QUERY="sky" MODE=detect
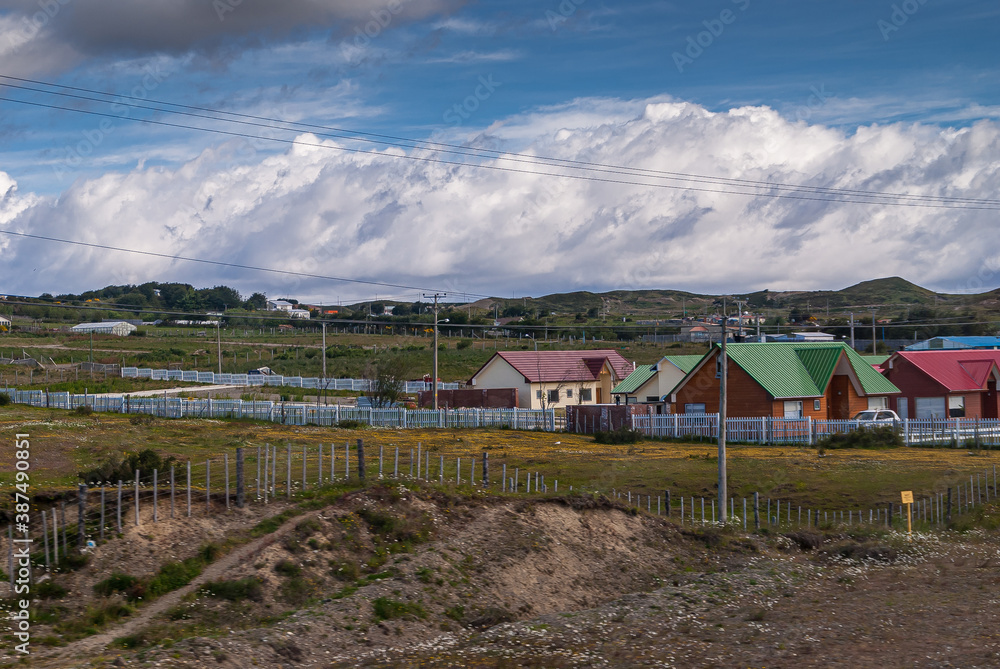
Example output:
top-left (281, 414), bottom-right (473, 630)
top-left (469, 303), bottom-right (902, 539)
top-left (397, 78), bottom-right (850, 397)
top-left (1, 0), bottom-right (999, 305)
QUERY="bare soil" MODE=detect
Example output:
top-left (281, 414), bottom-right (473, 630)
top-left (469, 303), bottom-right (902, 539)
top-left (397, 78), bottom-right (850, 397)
top-left (7, 487), bottom-right (1000, 669)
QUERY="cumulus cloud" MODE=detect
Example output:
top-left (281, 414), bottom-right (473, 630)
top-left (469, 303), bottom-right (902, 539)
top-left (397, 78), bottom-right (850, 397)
top-left (3, 97), bottom-right (1000, 301)
top-left (0, 0), bottom-right (465, 74)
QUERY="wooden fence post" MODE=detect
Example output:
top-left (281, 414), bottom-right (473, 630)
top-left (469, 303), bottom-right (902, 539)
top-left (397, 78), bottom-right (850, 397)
top-left (357, 439), bottom-right (366, 482)
top-left (301, 447), bottom-right (306, 492)
top-left (946, 487), bottom-right (952, 523)
top-left (753, 492), bottom-right (760, 530)
top-left (482, 452), bottom-right (489, 487)
top-left (236, 447), bottom-right (245, 509)
top-left (61, 500), bottom-right (68, 555)
top-left (379, 444), bottom-right (384, 478)
top-left (225, 454), bottom-right (231, 510)
top-left (77, 483), bottom-right (87, 552)
top-left (257, 445), bottom-right (261, 500)
top-left (394, 446), bottom-right (399, 479)
top-left (134, 470), bottom-right (140, 526)
top-left (100, 485), bottom-right (105, 543)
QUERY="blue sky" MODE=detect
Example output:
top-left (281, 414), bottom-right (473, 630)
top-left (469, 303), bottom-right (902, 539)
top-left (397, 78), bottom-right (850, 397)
top-left (1, 0), bottom-right (999, 302)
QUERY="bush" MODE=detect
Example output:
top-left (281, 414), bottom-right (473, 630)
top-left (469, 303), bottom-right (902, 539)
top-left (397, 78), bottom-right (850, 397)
top-left (94, 573), bottom-right (141, 599)
top-left (336, 420), bottom-right (366, 429)
top-left (78, 448), bottom-right (177, 486)
top-left (274, 559), bottom-right (301, 577)
top-left (0, 392), bottom-right (11, 406)
top-left (36, 580), bottom-right (68, 599)
top-left (817, 425), bottom-right (903, 450)
top-left (593, 427), bottom-right (644, 445)
top-left (201, 577), bottom-right (263, 602)
top-left (456, 339), bottom-right (472, 350)
top-left (73, 405), bottom-right (94, 416)
top-left (372, 597), bottom-right (427, 621)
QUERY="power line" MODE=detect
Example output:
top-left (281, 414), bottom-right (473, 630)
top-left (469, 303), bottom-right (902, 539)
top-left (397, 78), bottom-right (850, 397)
top-left (7, 73), bottom-right (1000, 207)
top-left (2, 77), bottom-right (999, 209)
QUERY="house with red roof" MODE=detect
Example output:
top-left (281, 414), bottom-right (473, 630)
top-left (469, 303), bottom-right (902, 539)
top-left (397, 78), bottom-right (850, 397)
top-left (469, 350), bottom-right (635, 409)
top-left (881, 350), bottom-right (1000, 419)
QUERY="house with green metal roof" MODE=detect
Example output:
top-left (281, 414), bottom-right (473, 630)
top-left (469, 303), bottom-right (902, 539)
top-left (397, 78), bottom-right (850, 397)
top-left (668, 343), bottom-right (900, 419)
top-left (611, 355), bottom-right (704, 411)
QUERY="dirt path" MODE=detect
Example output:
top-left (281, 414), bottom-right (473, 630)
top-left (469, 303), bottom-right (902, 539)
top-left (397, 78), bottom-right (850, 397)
top-left (39, 509), bottom-right (318, 666)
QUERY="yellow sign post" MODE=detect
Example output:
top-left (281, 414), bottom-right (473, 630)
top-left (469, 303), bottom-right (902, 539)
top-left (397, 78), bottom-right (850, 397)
top-left (901, 490), bottom-right (913, 539)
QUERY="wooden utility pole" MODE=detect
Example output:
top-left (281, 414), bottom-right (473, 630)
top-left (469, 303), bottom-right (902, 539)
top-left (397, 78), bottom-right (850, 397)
top-left (718, 320), bottom-right (728, 523)
top-left (871, 308), bottom-right (878, 354)
top-left (850, 312), bottom-right (855, 349)
top-left (423, 293), bottom-right (446, 410)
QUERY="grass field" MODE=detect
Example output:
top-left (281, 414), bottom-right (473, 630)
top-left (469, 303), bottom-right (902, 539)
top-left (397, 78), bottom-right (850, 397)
top-left (0, 328), bottom-right (710, 385)
top-left (1, 405), bottom-right (996, 515)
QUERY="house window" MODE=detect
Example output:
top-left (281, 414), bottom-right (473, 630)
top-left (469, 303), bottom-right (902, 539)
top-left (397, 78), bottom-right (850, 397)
top-left (868, 397), bottom-right (888, 410)
top-left (535, 390), bottom-right (542, 400)
top-left (646, 396), bottom-right (660, 403)
top-left (579, 389), bottom-right (592, 402)
top-left (685, 403), bottom-right (706, 414)
top-left (783, 401), bottom-right (803, 419)
top-left (915, 397), bottom-right (946, 419)
top-left (548, 389), bottom-right (560, 403)
top-left (566, 389), bottom-right (573, 398)
top-left (948, 395), bottom-right (966, 418)
top-left (626, 396), bottom-right (637, 404)
top-left (813, 399), bottom-right (821, 411)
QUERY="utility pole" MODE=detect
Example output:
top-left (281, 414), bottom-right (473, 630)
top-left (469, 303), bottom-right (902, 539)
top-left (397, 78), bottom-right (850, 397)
top-left (320, 322), bottom-right (327, 407)
top-left (423, 293), bottom-right (446, 410)
top-left (850, 312), bottom-right (855, 350)
top-left (718, 320), bottom-right (728, 523)
top-left (734, 299), bottom-right (747, 342)
top-left (216, 319), bottom-right (222, 375)
top-left (871, 308), bottom-right (878, 354)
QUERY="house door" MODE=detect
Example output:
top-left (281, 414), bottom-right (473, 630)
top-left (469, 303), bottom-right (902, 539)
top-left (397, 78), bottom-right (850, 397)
top-left (597, 388), bottom-right (603, 404)
top-left (986, 381), bottom-right (999, 420)
top-left (829, 376), bottom-right (851, 420)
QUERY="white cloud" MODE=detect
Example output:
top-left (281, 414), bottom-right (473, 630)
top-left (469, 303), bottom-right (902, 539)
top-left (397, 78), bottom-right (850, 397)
top-left (3, 97), bottom-right (1000, 301)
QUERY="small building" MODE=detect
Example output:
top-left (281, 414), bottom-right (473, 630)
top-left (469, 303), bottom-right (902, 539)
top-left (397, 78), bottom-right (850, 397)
top-left (766, 332), bottom-right (837, 342)
top-left (0, 315), bottom-right (10, 330)
top-left (880, 350), bottom-right (1000, 419)
top-left (905, 336), bottom-right (1000, 351)
top-left (469, 350), bottom-right (635, 409)
top-left (267, 300), bottom-right (294, 312)
top-left (71, 321), bottom-right (137, 336)
top-left (612, 355), bottom-right (703, 411)
top-left (670, 342), bottom-right (899, 419)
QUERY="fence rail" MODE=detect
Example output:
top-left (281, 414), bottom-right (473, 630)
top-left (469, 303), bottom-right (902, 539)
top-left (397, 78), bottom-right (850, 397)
top-left (630, 414), bottom-right (1000, 448)
top-left (5, 388), bottom-right (558, 430)
top-left (121, 367), bottom-right (461, 393)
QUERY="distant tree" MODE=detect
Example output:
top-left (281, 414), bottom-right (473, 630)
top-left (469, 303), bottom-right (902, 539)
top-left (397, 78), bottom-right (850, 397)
top-left (244, 292), bottom-right (267, 310)
top-left (362, 354), bottom-right (414, 408)
top-left (370, 302), bottom-right (385, 315)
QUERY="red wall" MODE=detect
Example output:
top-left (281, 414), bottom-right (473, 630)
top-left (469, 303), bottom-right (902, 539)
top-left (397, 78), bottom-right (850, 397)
top-left (883, 356), bottom-right (989, 418)
top-left (674, 351), bottom-right (774, 417)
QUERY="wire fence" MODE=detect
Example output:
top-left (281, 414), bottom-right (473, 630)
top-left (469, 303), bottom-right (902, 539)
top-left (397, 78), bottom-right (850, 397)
top-left (631, 414), bottom-right (1000, 448)
top-left (4, 388), bottom-right (559, 430)
top-left (4, 442), bottom-right (997, 594)
top-left (121, 367), bottom-right (461, 392)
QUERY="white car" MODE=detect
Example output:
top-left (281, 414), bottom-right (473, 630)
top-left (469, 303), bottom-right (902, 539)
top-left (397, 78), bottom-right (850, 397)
top-left (852, 409), bottom-right (901, 423)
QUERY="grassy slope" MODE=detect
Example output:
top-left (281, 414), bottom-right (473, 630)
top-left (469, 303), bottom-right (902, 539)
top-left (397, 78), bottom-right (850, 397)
top-left (1, 405), bottom-right (996, 512)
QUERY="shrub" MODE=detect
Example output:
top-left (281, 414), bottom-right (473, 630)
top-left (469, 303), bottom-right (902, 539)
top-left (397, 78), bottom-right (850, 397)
top-left (372, 597), bottom-right (427, 621)
top-left (0, 392), bottom-right (11, 406)
top-left (73, 405), bottom-right (94, 416)
top-left (201, 577), bottom-right (263, 602)
top-left (36, 580), bottom-right (68, 599)
top-left (146, 557), bottom-right (203, 597)
top-left (336, 420), bottom-right (366, 429)
top-left (78, 448), bottom-right (178, 486)
top-left (593, 427), bottom-right (644, 445)
top-left (456, 339), bottom-right (472, 350)
top-left (94, 573), bottom-right (143, 600)
top-left (817, 425), bottom-right (903, 450)
top-left (274, 559), bottom-right (301, 577)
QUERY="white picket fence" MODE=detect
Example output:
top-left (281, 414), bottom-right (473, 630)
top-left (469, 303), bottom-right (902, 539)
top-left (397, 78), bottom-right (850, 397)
top-left (6, 389), bottom-right (557, 430)
top-left (630, 414), bottom-right (1000, 447)
top-left (121, 367), bottom-right (461, 393)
